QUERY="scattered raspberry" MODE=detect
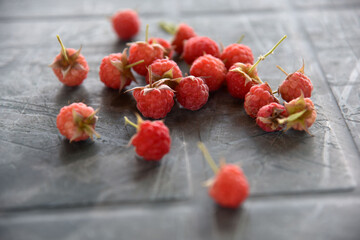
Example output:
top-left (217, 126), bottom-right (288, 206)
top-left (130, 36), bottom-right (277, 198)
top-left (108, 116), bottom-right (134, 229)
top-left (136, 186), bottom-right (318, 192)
top-left (145, 59), bottom-right (182, 84)
top-left (226, 63), bottom-right (261, 99)
top-left (278, 94), bottom-right (317, 133)
top-left (128, 25), bottom-right (165, 76)
top-left (125, 114), bottom-right (171, 161)
top-left (190, 54), bottom-right (227, 92)
top-left (56, 103), bottom-right (100, 142)
top-left (148, 37), bottom-right (174, 59)
top-left (220, 43), bottom-right (254, 69)
top-left (182, 36), bottom-right (220, 65)
top-left (50, 35), bottom-right (89, 86)
top-left (99, 48), bottom-right (142, 90)
top-left (111, 9), bottom-right (140, 40)
top-left (159, 22), bottom-right (197, 54)
top-left (175, 76), bottom-right (209, 111)
top-left (278, 62), bottom-right (313, 102)
top-left (256, 102), bottom-right (288, 132)
top-left (244, 82), bottom-right (279, 118)
top-left (198, 142), bottom-right (249, 209)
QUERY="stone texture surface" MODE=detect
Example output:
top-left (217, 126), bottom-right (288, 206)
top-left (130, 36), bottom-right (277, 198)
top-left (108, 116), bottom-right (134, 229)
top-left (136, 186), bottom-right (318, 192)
top-left (0, 0), bottom-right (360, 239)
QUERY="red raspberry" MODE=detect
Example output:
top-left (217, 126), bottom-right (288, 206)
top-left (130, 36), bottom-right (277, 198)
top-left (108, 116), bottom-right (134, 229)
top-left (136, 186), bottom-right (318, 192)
top-left (160, 22), bottom-right (197, 54)
top-left (244, 82), bottom-right (278, 118)
top-left (256, 103), bottom-right (288, 132)
top-left (125, 115), bottom-right (171, 161)
top-left (99, 48), bottom-right (141, 90)
top-left (145, 59), bottom-right (182, 84)
top-left (111, 9), bottom-right (140, 40)
top-left (175, 76), bottom-right (209, 111)
top-left (56, 103), bottom-right (99, 142)
top-left (190, 54), bottom-right (227, 92)
top-left (50, 35), bottom-right (89, 86)
top-left (278, 63), bottom-right (313, 102)
top-left (220, 43), bottom-right (254, 70)
top-left (198, 142), bottom-right (249, 208)
top-left (226, 63), bottom-right (261, 99)
top-left (128, 25), bottom-right (165, 76)
top-left (209, 164), bottom-right (249, 208)
top-left (148, 37), bottom-right (174, 59)
top-left (279, 94), bottom-right (317, 133)
top-left (182, 36), bottom-right (220, 65)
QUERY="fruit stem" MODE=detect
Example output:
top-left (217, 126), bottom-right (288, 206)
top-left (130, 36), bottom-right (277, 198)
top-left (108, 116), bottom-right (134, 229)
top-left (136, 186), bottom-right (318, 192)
top-left (197, 142), bottom-right (219, 174)
top-left (237, 34), bottom-right (245, 44)
top-left (148, 65), bottom-right (153, 88)
top-left (276, 65), bottom-right (288, 75)
top-left (126, 59), bottom-right (144, 69)
top-left (57, 35), bottom-right (69, 62)
top-left (159, 21), bottom-right (177, 35)
top-left (249, 35), bottom-right (287, 73)
top-left (145, 24), bottom-right (149, 42)
top-left (124, 116), bottom-right (139, 130)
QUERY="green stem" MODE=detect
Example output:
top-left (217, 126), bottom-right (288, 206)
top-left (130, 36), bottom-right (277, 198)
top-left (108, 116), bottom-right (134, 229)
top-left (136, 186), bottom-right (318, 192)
top-left (57, 35), bottom-right (69, 62)
top-left (126, 59), bottom-right (144, 69)
top-left (249, 35), bottom-right (287, 73)
top-left (159, 21), bottom-right (177, 35)
top-left (276, 65), bottom-right (288, 75)
top-left (124, 116), bottom-right (139, 130)
top-left (197, 142), bottom-right (219, 174)
top-left (237, 34), bottom-right (245, 44)
top-left (145, 24), bottom-right (149, 42)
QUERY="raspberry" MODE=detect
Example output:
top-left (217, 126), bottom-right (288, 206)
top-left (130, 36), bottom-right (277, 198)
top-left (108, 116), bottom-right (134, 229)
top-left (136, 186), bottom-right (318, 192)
top-left (220, 43), bottom-right (254, 69)
top-left (125, 115), bottom-right (171, 161)
top-left (182, 36), bottom-right (220, 65)
top-left (159, 22), bottom-right (197, 54)
top-left (56, 103), bottom-right (100, 142)
top-left (277, 62), bottom-right (313, 102)
top-left (244, 82), bottom-right (279, 118)
top-left (198, 142), bottom-right (249, 208)
top-left (99, 48), bottom-right (143, 90)
top-left (278, 94), bottom-right (317, 133)
top-left (190, 54), bottom-right (227, 92)
top-left (226, 63), bottom-right (261, 99)
top-left (50, 35), bottom-right (89, 86)
top-left (148, 37), bottom-right (174, 59)
top-left (128, 25), bottom-right (165, 76)
top-left (111, 9), bottom-right (140, 40)
top-left (256, 102), bottom-right (288, 132)
top-left (226, 35), bottom-right (287, 99)
top-left (145, 59), bottom-right (182, 84)
top-left (175, 76), bottom-right (209, 111)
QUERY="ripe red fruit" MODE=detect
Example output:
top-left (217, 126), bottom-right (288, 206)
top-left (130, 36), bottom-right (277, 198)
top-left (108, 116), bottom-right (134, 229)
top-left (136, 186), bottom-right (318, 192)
top-left (198, 142), bottom-right (249, 209)
top-left (277, 62), bottom-right (313, 102)
top-left (175, 76), bottom-right (209, 111)
top-left (111, 9), bottom-right (140, 40)
top-left (125, 114), bottom-right (171, 161)
top-left (128, 25), bottom-right (165, 76)
top-left (50, 35), bottom-right (89, 86)
top-left (226, 35), bottom-right (287, 99)
top-left (190, 54), bottom-right (227, 92)
top-left (99, 48), bottom-right (143, 90)
top-left (148, 37), bottom-right (174, 59)
top-left (220, 43), bottom-right (254, 70)
top-left (56, 103), bottom-right (100, 142)
top-left (159, 22), bottom-right (197, 54)
top-left (226, 63), bottom-right (261, 99)
top-left (145, 59), bottom-right (182, 84)
top-left (244, 82), bottom-right (279, 118)
top-left (256, 102), bottom-right (288, 132)
top-left (278, 93), bottom-right (317, 133)
top-left (182, 36), bottom-right (220, 65)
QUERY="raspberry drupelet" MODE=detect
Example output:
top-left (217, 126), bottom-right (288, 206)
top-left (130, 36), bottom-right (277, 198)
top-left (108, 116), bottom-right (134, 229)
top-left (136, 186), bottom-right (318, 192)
top-left (124, 114), bottom-right (171, 161)
top-left (56, 103), bottom-right (100, 142)
top-left (50, 35), bottom-right (89, 86)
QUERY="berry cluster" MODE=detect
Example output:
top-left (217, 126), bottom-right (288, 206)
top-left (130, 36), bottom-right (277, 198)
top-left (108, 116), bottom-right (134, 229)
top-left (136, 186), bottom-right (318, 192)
top-left (52, 9), bottom-right (318, 209)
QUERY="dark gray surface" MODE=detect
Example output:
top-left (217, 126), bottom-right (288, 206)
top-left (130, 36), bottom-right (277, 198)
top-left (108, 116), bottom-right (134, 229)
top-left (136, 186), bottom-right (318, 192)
top-left (0, 0), bottom-right (360, 239)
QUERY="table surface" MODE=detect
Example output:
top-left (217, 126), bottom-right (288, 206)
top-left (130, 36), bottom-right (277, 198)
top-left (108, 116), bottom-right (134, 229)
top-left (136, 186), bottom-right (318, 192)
top-left (1, 0), bottom-right (360, 239)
